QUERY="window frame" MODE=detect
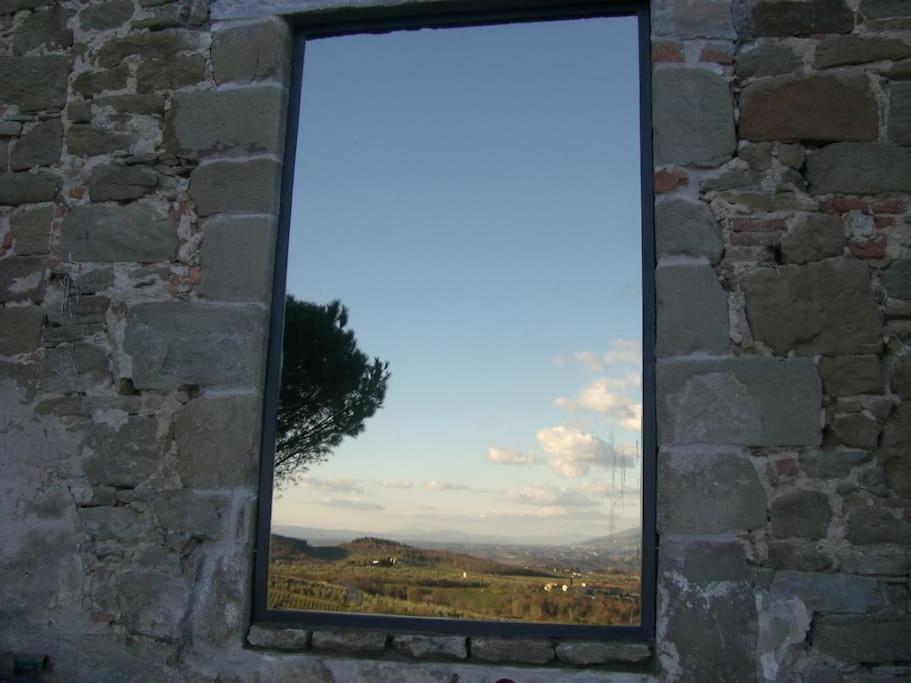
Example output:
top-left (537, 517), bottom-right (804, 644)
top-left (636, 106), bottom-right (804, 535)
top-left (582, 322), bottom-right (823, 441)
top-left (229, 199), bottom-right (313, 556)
top-left (251, 0), bottom-right (657, 643)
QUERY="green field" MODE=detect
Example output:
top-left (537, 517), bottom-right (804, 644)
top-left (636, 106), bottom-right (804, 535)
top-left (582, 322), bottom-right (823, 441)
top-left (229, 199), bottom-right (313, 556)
top-left (268, 535), bottom-right (639, 625)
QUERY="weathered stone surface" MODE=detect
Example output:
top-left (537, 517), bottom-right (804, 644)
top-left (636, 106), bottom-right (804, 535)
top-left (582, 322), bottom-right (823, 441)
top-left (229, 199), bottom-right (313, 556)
top-left (67, 100), bottom-right (92, 124)
top-left (0, 173), bottom-right (59, 205)
top-left (882, 260), bottom-right (911, 299)
top-left (59, 202), bottom-right (176, 263)
top-left (809, 143), bottom-right (911, 194)
top-left (471, 638), bottom-right (554, 664)
top-left (137, 56), bottom-right (205, 93)
top-left (211, 17), bottom-right (291, 84)
top-left (658, 357), bottom-right (821, 446)
top-left (847, 505), bottom-right (911, 545)
top-left (659, 450), bottom-right (767, 533)
top-left (555, 641), bottom-right (651, 665)
top-left (167, 86), bottom-right (286, 158)
top-left (771, 489), bottom-right (831, 539)
top-left (265, 659), bottom-right (332, 682)
top-left (831, 411), bottom-right (880, 448)
top-left (657, 262), bottom-right (728, 356)
top-left (10, 206), bottom-right (51, 255)
top-left (38, 342), bottom-right (108, 392)
top-left (750, 0), bottom-right (854, 36)
top-left (247, 625), bottom-right (310, 650)
top-left (197, 216), bottom-right (274, 301)
top-left (97, 30), bottom-right (200, 68)
top-left (0, 306), bottom-right (43, 355)
top-left (743, 258), bottom-right (882, 356)
top-left (892, 353), bottom-right (911, 399)
top-left (740, 74), bottom-right (878, 143)
top-left (813, 616), bottom-right (911, 663)
top-left (392, 635), bottom-right (467, 660)
top-left (79, 0), bottom-right (134, 31)
top-left (837, 545), bottom-right (911, 575)
top-left (124, 302), bottom-right (266, 390)
top-left (310, 631), bottom-right (387, 654)
top-left (73, 65), bottom-right (128, 98)
top-left (0, 256), bottom-right (46, 303)
top-left (860, 0), bottom-right (911, 18)
top-left (115, 568), bottom-right (192, 640)
top-left (799, 450), bottom-right (870, 479)
top-left (736, 41), bottom-right (802, 80)
top-left (653, 68), bottom-right (736, 167)
top-left (94, 95), bottom-right (165, 116)
top-left (767, 540), bottom-right (833, 572)
top-left (655, 199), bottom-right (723, 263)
top-left (132, 4), bottom-right (183, 30)
top-left (82, 417), bottom-right (162, 487)
top-left (0, 56), bottom-right (70, 111)
top-left (0, 0), bottom-right (52, 11)
top-left (815, 35), bottom-right (911, 69)
top-left (175, 394), bottom-right (259, 488)
top-left (662, 535), bottom-right (752, 582)
top-left (756, 591), bottom-right (811, 683)
top-left (702, 166), bottom-right (805, 193)
top-left (153, 490), bottom-right (229, 540)
top-left (780, 214), bottom-right (845, 264)
top-left (335, 662), bottom-right (452, 683)
top-left (189, 159), bottom-right (281, 216)
top-left (191, 556), bottom-right (246, 647)
top-left (13, 6), bottom-right (72, 55)
top-left (79, 505), bottom-right (143, 543)
top-left (11, 119), bottom-right (62, 171)
top-left (66, 125), bottom-right (135, 156)
top-left (770, 571), bottom-right (880, 614)
top-left (818, 355), bottom-right (882, 396)
top-left (890, 82), bottom-right (911, 146)
top-left (880, 406), bottom-right (911, 497)
top-left (88, 164), bottom-right (158, 202)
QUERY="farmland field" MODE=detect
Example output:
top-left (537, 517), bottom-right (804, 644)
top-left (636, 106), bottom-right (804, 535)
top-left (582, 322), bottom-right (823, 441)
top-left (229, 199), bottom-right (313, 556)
top-left (268, 534), bottom-right (640, 625)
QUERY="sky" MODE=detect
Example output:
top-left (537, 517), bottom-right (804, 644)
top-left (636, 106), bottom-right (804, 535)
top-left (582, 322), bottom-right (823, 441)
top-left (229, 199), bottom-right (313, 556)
top-left (272, 15), bottom-right (643, 543)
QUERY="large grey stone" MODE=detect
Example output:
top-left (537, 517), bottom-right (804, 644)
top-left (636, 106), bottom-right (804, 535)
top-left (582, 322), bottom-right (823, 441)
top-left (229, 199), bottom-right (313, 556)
top-left (197, 215), bottom-right (274, 301)
top-left (79, 0), bottom-right (134, 31)
top-left (818, 355), bottom-right (883, 396)
top-left (658, 357), bottom-right (822, 446)
top-left (659, 450), bottom-right (767, 533)
top-left (392, 635), bottom-right (467, 660)
top-left (890, 82), bottom-right (911, 146)
top-left (0, 173), bottom-right (59, 205)
top-left (13, 6), bottom-right (72, 55)
top-left (58, 202), bottom-right (177, 263)
top-left (247, 625), bottom-right (310, 650)
top-left (814, 35), bottom-right (911, 69)
top-left (167, 86), bottom-right (286, 159)
top-left (742, 258), bottom-right (882, 356)
top-left (740, 74), bottom-right (878, 143)
top-left (189, 158), bottom-right (281, 216)
top-left (836, 544), bottom-right (911, 576)
top-left (9, 206), bottom-right (51, 255)
top-left (175, 394), bottom-right (260, 488)
top-left (813, 616), bottom-right (911, 664)
top-left (655, 199), bottom-right (723, 263)
top-left (892, 353), bottom-right (911, 399)
top-left (656, 262), bottom-right (728, 357)
top-left (0, 56), bottom-right (70, 111)
top-left (770, 571), bottom-right (880, 614)
top-left (882, 259), bottom-right (911, 299)
top-left (79, 505), bottom-right (144, 544)
top-left (73, 65), bottom-right (128, 98)
top-left (38, 342), bottom-right (108, 392)
top-left (799, 449), bottom-right (869, 479)
top-left (211, 17), bottom-right (291, 85)
top-left (736, 41), bottom-right (802, 80)
top-left (191, 556), bottom-right (247, 647)
top-left (831, 411), bottom-right (880, 449)
top-left (153, 490), bottom-right (229, 540)
top-left (780, 214), bottom-right (845, 264)
top-left (661, 534), bottom-right (752, 582)
top-left (88, 164), bottom-right (158, 202)
top-left (0, 306), bottom-right (43, 355)
top-left (470, 638), bottom-right (555, 664)
top-left (766, 540), bottom-right (833, 572)
top-left (96, 29), bottom-right (200, 68)
top-left (137, 56), bottom-right (205, 93)
top-left (114, 568), bottom-right (193, 640)
top-left (124, 302), bottom-right (266, 390)
top-left (310, 631), bottom-right (387, 654)
top-left (749, 0), bottom-right (854, 36)
top-left (81, 417), bottom-right (162, 487)
top-left (11, 119), bottom-right (62, 170)
top-left (94, 94), bottom-right (165, 116)
top-left (771, 489), bottom-right (831, 539)
top-left (555, 641), bottom-right (651, 665)
top-left (0, 256), bottom-right (46, 303)
top-left (66, 125), bottom-right (135, 157)
top-left (807, 143), bottom-right (911, 194)
top-left (846, 504), bottom-right (911, 545)
top-left (653, 68), bottom-right (736, 167)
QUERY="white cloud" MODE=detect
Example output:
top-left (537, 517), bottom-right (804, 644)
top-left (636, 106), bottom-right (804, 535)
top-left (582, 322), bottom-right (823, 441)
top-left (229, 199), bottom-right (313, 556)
top-left (319, 497), bottom-right (383, 511)
top-left (571, 340), bottom-right (641, 373)
top-left (382, 479), bottom-right (413, 489)
top-left (486, 447), bottom-right (537, 465)
top-left (302, 478), bottom-right (364, 494)
top-left (424, 480), bottom-right (470, 491)
top-left (555, 376), bottom-right (642, 432)
top-left (503, 485), bottom-right (596, 507)
top-left (536, 425), bottom-right (634, 478)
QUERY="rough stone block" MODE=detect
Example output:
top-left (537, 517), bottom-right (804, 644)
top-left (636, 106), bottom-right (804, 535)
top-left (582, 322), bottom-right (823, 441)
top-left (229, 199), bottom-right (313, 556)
top-left (78, 0), bottom-right (134, 31)
top-left (740, 74), bottom-right (878, 143)
top-left (771, 489), bottom-right (831, 539)
top-left (66, 125), bottom-right (136, 157)
top-left (846, 504), bottom-right (911, 545)
top-left (766, 540), bottom-right (833, 572)
top-left (770, 571), bottom-right (881, 614)
top-left (211, 17), bottom-right (291, 85)
top-left (0, 306), bottom-right (43, 355)
top-left (197, 215), bottom-right (274, 302)
top-left (96, 29), bottom-right (200, 68)
top-left (0, 256), bottom-right (47, 303)
top-left (470, 638), bottom-right (555, 664)
top-left (735, 41), bottom-right (802, 80)
top-left (137, 55), bottom-right (206, 93)
top-left (167, 86), bottom-right (286, 159)
top-left (247, 625), bottom-right (310, 650)
top-left (115, 568), bottom-right (193, 640)
top-left (79, 505), bottom-right (143, 544)
top-left (780, 214), bottom-right (845, 264)
top-left (799, 449), bottom-right (869, 479)
top-left (153, 490), bottom-right (229, 540)
top-left (192, 556), bottom-right (247, 647)
top-left (818, 355), bottom-right (883, 396)
top-left (814, 35), bottom-right (911, 69)
top-left (38, 342), bottom-right (108, 392)
top-left (13, 6), bottom-right (72, 55)
top-left (661, 534), bottom-right (752, 582)
top-left (0, 173), bottom-right (59, 205)
top-left (836, 544), bottom-right (911, 576)
top-left (11, 119), bottom-right (63, 170)
top-left (653, 68), bottom-right (736, 168)
top-left (58, 202), bottom-right (177, 263)
top-left (9, 206), bottom-right (51, 255)
top-left (73, 65), bottom-right (128, 98)
top-left (88, 164), bottom-right (158, 202)
top-left (655, 199), bottom-right (723, 263)
top-left (742, 258), bottom-right (882, 356)
top-left (94, 95), bottom-right (165, 116)
top-left (392, 635), bottom-right (467, 660)
top-left (0, 56), bottom-right (71, 111)
top-left (813, 616), bottom-right (911, 664)
top-left (175, 393), bottom-right (260, 488)
top-left (808, 143), bottom-right (911, 194)
top-left (657, 357), bottom-right (822, 446)
top-left (81, 417), bottom-right (162, 487)
top-left (310, 631), bottom-right (386, 654)
top-left (124, 302), bottom-right (267, 389)
top-left (555, 641), bottom-right (651, 665)
top-left (189, 158), bottom-right (281, 216)
top-left (882, 259), bottom-right (911, 299)
top-left (659, 449), bottom-right (767, 533)
top-left (656, 262), bottom-right (728, 356)
top-left (890, 82), bottom-right (911, 146)
top-left (749, 0), bottom-right (854, 36)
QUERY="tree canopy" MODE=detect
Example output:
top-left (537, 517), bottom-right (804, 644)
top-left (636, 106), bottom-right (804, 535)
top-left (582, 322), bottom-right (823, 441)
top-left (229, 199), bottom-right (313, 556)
top-left (274, 295), bottom-right (390, 486)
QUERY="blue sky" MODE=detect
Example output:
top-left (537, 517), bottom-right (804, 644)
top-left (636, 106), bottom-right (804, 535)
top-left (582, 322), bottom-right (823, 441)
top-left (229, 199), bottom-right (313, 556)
top-left (273, 15), bottom-right (643, 542)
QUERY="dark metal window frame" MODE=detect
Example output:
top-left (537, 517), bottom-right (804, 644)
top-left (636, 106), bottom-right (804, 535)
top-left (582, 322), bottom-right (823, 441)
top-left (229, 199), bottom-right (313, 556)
top-left (252, 0), bottom-right (656, 643)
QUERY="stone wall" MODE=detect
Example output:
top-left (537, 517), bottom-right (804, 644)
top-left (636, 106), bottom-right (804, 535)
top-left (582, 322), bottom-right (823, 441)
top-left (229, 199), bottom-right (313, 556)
top-left (0, 0), bottom-right (908, 681)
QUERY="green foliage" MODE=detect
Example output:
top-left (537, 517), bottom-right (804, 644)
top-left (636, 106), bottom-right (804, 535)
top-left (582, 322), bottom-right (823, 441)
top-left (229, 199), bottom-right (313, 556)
top-left (275, 296), bottom-right (390, 485)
